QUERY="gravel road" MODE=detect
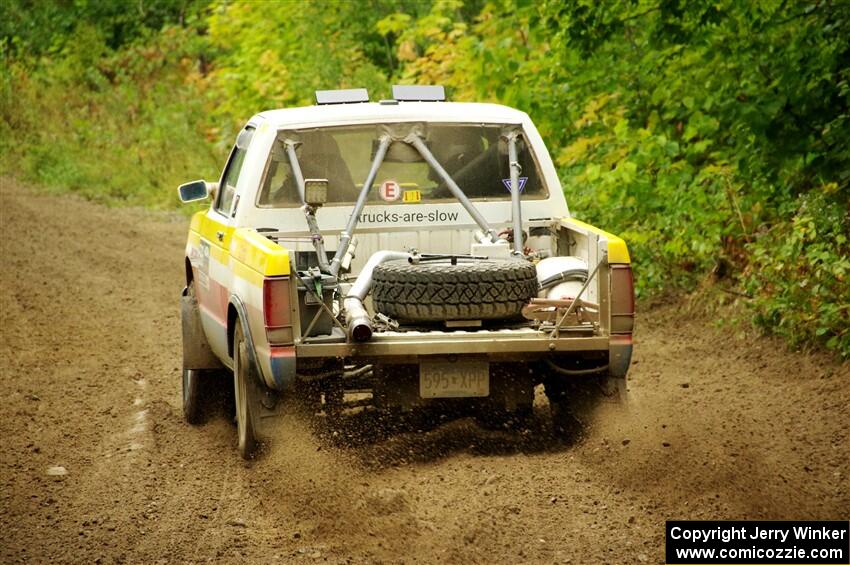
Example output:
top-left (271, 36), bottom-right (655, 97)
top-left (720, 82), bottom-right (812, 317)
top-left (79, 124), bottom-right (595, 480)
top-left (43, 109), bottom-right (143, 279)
top-left (1, 179), bottom-right (847, 563)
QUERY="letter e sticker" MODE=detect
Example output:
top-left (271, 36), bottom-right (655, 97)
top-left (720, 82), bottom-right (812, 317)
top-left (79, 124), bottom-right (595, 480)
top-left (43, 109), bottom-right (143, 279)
top-left (403, 189), bottom-right (421, 203)
top-left (379, 180), bottom-right (401, 202)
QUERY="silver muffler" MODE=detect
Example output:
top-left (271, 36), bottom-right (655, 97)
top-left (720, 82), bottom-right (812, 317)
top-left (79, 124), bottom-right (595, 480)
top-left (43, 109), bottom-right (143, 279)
top-left (344, 250), bottom-right (411, 341)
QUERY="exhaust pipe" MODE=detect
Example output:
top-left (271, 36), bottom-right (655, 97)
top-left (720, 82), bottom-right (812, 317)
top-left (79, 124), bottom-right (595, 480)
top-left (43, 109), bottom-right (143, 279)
top-left (344, 251), bottom-right (411, 342)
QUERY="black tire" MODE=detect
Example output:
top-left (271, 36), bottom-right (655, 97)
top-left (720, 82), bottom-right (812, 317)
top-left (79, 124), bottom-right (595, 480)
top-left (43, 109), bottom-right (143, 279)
top-left (544, 376), bottom-right (601, 443)
top-left (233, 322), bottom-right (262, 459)
top-left (546, 395), bottom-right (584, 442)
top-left (182, 368), bottom-right (205, 425)
top-left (372, 259), bottom-right (538, 322)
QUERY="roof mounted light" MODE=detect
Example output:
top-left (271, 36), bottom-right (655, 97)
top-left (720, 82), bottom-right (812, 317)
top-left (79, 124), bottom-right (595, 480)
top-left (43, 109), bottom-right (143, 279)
top-left (391, 84), bottom-right (446, 102)
top-left (315, 88), bottom-right (370, 105)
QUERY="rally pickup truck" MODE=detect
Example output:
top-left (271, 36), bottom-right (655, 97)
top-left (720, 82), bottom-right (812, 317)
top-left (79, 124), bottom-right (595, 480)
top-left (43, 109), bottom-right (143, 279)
top-left (179, 86), bottom-right (634, 458)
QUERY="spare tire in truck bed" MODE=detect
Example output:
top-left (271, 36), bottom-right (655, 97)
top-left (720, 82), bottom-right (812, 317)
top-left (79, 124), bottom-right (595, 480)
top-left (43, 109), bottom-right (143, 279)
top-left (372, 258), bottom-right (538, 322)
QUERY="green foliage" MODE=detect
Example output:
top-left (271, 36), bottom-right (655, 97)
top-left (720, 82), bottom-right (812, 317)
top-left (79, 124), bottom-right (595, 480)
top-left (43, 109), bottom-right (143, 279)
top-left (745, 188), bottom-right (850, 357)
top-left (1, 0), bottom-right (207, 55)
top-left (0, 9), bottom-right (219, 208)
top-left (203, 0), bottom-right (430, 141)
top-left (1, 0), bottom-right (848, 356)
top-left (540, 0), bottom-right (850, 356)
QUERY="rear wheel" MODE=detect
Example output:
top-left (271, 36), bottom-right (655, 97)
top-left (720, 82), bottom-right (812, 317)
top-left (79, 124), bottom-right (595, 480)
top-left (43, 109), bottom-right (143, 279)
top-left (544, 375), bottom-right (610, 442)
top-left (476, 363), bottom-right (535, 431)
top-left (182, 369), bottom-right (205, 424)
top-left (546, 390), bottom-right (584, 441)
top-left (233, 322), bottom-right (262, 459)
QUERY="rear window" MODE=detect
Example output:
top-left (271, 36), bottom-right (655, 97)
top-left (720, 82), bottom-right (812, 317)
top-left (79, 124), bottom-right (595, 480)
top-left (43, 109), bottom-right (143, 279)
top-left (257, 123), bottom-right (547, 208)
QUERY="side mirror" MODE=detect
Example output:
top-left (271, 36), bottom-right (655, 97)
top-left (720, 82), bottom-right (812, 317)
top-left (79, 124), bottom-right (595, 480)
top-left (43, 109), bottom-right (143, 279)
top-left (178, 180), bottom-right (217, 203)
top-left (304, 178), bottom-right (328, 207)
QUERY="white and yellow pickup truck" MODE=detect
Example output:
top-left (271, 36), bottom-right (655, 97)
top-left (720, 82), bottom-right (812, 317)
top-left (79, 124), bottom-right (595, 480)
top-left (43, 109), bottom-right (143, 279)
top-left (179, 86), bottom-right (634, 458)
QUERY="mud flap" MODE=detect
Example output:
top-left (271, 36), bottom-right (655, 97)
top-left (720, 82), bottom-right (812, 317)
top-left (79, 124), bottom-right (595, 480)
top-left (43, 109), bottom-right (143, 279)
top-left (229, 295), bottom-right (284, 438)
top-left (247, 350), bottom-right (285, 441)
top-left (608, 334), bottom-right (633, 378)
top-left (599, 375), bottom-right (628, 404)
top-left (605, 334), bottom-right (632, 405)
top-left (181, 287), bottom-right (222, 370)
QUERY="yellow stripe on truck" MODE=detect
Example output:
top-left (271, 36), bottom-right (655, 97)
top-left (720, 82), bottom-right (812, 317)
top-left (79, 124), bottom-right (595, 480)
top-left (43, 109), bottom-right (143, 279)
top-left (187, 230), bottom-right (201, 247)
top-left (230, 259), bottom-right (265, 287)
top-left (189, 211), bottom-right (235, 263)
top-left (190, 211), bottom-right (235, 242)
top-left (560, 217), bottom-right (631, 264)
top-left (230, 228), bottom-right (291, 277)
top-left (190, 212), bottom-right (290, 281)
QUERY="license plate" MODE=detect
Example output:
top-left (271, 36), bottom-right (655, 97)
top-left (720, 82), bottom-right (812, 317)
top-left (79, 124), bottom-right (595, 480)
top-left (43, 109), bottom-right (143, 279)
top-left (420, 359), bottom-right (489, 398)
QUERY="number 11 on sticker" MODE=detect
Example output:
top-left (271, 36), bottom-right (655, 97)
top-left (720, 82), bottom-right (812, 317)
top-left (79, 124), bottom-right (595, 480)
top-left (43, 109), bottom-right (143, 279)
top-left (403, 190), bottom-right (421, 203)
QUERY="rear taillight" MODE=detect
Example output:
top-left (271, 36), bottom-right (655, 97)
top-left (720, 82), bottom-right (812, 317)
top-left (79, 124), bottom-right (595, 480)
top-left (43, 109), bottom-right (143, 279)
top-left (263, 277), bottom-right (293, 344)
top-left (610, 264), bottom-right (635, 334)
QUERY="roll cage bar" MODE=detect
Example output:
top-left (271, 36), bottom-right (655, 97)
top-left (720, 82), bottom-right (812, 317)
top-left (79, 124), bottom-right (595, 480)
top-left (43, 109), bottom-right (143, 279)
top-left (283, 125), bottom-right (527, 277)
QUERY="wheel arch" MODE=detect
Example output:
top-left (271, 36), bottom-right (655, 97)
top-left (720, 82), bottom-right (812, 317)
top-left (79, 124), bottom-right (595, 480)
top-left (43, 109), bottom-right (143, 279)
top-left (227, 295), bottom-right (259, 368)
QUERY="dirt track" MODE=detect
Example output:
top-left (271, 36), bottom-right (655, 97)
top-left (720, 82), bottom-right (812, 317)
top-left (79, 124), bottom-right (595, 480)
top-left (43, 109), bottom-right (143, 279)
top-left (1, 178), bottom-right (848, 564)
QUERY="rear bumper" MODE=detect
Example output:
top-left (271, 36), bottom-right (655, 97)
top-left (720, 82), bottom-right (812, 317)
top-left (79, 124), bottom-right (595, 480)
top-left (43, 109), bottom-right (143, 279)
top-left (295, 327), bottom-right (609, 362)
top-left (261, 329), bottom-right (632, 391)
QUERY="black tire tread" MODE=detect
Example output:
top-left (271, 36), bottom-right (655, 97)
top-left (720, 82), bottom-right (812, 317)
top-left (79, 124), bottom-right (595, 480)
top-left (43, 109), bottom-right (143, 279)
top-left (372, 259), bottom-right (538, 321)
